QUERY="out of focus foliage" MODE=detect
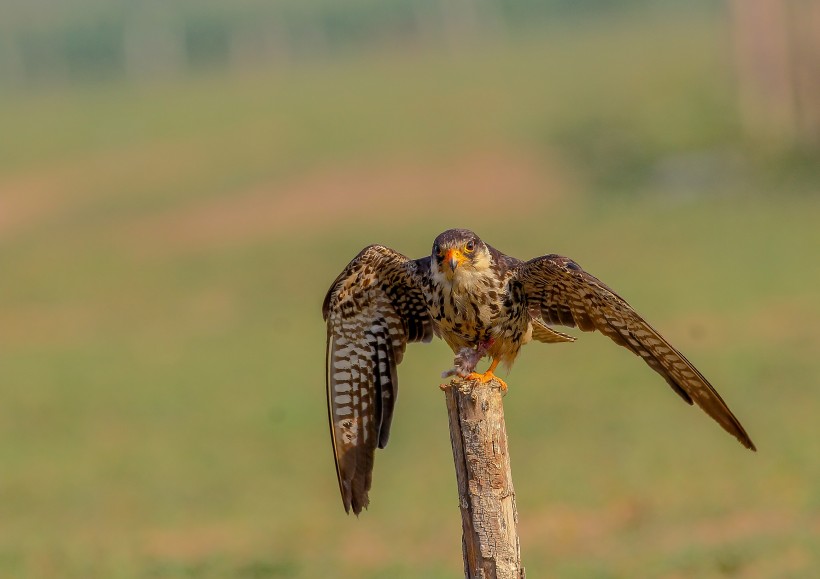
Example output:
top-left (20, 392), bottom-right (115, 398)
top-left (1, 0), bottom-right (711, 85)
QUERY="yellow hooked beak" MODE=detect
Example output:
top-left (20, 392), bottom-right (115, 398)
top-left (445, 248), bottom-right (467, 272)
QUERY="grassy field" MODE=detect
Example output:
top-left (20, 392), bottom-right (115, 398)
top-left (2, 8), bottom-right (820, 578)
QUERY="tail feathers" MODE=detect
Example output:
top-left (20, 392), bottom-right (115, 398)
top-left (531, 317), bottom-right (576, 343)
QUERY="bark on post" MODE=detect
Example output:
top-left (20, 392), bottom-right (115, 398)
top-left (443, 377), bottom-right (524, 579)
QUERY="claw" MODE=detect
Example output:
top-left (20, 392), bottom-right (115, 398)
top-left (495, 375), bottom-right (508, 392)
top-left (465, 371), bottom-right (508, 391)
top-left (466, 371), bottom-right (491, 383)
top-left (465, 364), bottom-right (508, 392)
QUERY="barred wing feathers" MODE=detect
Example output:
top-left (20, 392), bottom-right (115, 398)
top-left (322, 245), bottom-right (433, 514)
top-left (515, 254), bottom-right (755, 451)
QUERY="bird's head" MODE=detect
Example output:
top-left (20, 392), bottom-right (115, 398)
top-left (432, 229), bottom-right (491, 281)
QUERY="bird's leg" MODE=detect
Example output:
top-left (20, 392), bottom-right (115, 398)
top-left (466, 357), bottom-right (508, 392)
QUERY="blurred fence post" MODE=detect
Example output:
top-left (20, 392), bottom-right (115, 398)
top-left (729, 0), bottom-right (820, 148)
top-left (444, 377), bottom-right (525, 579)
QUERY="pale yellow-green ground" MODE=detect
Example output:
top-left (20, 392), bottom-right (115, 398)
top-left (2, 9), bottom-right (819, 578)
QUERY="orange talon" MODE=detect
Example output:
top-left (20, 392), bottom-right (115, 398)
top-left (465, 358), bottom-right (508, 392)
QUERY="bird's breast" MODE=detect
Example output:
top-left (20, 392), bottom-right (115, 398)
top-left (429, 273), bottom-right (507, 349)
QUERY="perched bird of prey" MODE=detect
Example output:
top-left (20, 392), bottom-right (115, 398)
top-left (323, 229), bottom-right (755, 514)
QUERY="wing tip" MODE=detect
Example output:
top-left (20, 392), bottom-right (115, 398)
top-left (345, 492), bottom-right (369, 516)
top-left (340, 481), bottom-right (368, 516)
top-left (735, 429), bottom-right (757, 452)
top-left (721, 411), bottom-right (756, 452)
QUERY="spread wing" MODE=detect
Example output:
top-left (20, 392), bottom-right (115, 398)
top-left (322, 245), bottom-right (434, 514)
top-left (514, 254), bottom-right (755, 451)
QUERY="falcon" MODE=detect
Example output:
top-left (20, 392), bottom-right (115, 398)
top-left (323, 228), bottom-right (755, 514)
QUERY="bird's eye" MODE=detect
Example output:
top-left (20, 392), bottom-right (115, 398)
top-left (465, 240), bottom-right (475, 252)
top-left (434, 244), bottom-right (441, 255)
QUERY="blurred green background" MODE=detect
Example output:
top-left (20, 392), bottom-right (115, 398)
top-left (2, 1), bottom-right (819, 577)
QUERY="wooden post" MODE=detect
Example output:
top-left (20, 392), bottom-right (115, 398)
top-left (729, 0), bottom-right (820, 147)
top-left (443, 377), bottom-right (524, 579)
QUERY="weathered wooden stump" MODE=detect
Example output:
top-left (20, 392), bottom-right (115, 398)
top-left (443, 377), bottom-right (524, 579)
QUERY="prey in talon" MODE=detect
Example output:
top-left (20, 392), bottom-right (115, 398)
top-left (441, 340), bottom-right (494, 380)
top-left (323, 228), bottom-right (757, 515)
